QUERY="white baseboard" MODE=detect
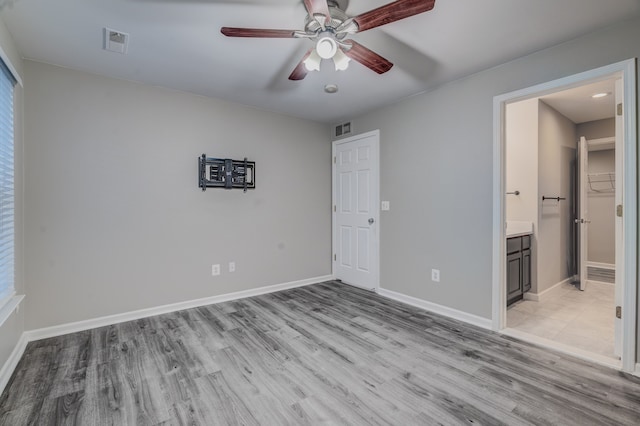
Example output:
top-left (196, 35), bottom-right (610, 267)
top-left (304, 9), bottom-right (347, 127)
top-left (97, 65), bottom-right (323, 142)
top-left (634, 363), bottom-right (640, 378)
top-left (0, 333), bottom-right (28, 395)
top-left (25, 275), bottom-right (334, 342)
top-left (377, 287), bottom-right (492, 330)
top-left (586, 261), bottom-right (615, 270)
top-left (523, 277), bottom-right (573, 302)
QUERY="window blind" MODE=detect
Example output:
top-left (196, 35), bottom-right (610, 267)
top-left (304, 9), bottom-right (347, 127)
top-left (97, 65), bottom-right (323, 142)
top-left (0, 58), bottom-right (16, 307)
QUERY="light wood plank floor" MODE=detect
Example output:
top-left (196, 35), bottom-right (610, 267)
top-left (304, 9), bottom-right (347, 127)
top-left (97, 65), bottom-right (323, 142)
top-left (1, 281), bottom-right (639, 425)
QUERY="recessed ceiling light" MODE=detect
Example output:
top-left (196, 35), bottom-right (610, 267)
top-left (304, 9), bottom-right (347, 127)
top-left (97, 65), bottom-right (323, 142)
top-left (592, 92), bottom-right (609, 98)
top-left (324, 84), bottom-right (338, 94)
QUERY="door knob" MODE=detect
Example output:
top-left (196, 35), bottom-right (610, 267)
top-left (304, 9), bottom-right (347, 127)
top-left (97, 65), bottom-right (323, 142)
top-left (368, 218), bottom-right (374, 225)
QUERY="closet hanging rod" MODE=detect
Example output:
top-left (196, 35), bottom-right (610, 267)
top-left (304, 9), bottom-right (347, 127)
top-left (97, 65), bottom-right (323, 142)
top-left (542, 196), bottom-right (566, 201)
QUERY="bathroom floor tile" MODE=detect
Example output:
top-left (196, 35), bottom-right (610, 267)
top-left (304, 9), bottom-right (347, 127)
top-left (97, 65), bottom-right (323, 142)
top-left (507, 282), bottom-right (616, 361)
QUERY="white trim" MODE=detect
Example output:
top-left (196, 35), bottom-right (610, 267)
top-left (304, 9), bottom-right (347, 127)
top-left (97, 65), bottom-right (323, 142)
top-left (501, 328), bottom-right (621, 370)
top-left (0, 333), bottom-right (28, 395)
top-left (25, 275), bottom-right (333, 342)
top-left (0, 294), bottom-right (24, 328)
top-left (634, 364), bottom-right (640, 378)
top-left (620, 59), bottom-right (637, 372)
top-left (522, 277), bottom-right (573, 302)
top-left (378, 287), bottom-right (492, 330)
top-left (332, 130), bottom-right (381, 292)
top-left (586, 261), bottom-right (615, 270)
top-left (492, 58), bottom-right (637, 372)
top-left (0, 45), bottom-right (22, 86)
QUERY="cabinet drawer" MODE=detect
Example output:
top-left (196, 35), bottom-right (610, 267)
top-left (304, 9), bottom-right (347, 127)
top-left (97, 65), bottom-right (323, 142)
top-left (522, 235), bottom-right (531, 250)
top-left (507, 237), bottom-right (521, 254)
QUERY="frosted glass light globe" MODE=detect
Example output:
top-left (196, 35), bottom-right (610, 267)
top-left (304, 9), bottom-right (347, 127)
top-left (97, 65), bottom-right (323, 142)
top-left (316, 37), bottom-right (337, 59)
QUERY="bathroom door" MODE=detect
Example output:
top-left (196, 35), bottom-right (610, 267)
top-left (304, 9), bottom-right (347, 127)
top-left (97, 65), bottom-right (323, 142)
top-left (577, 136), bottom-right (589, 291)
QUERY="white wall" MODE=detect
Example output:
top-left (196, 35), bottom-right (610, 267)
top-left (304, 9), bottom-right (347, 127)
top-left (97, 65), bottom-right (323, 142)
top-left (0, 15), bottom-right (24, 375)
top-left (334, 16), bottom-right (640, 335)
top-left (537, 101), bottom-right (577, 293)
top-left (23, 61), bottom-right (331, 330)
top-left (506, 98), bottom-right (539, 291)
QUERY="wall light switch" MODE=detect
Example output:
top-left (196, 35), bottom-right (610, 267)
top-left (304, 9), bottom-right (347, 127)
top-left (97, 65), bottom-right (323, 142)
top-left (431, 269), bottom-right (440, 282)
top-left (229, 262), bottom-right (236, 273)
top-left (381, 201), bottom-right (390, 211)
top-left (212, 264), bottom-right (221, 276)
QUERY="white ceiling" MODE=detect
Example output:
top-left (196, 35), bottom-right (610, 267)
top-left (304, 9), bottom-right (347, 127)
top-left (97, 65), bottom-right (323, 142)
top-left (541, 79), bottom-right (617, 124)
top-left (1, 0), bottom-right (639, 123)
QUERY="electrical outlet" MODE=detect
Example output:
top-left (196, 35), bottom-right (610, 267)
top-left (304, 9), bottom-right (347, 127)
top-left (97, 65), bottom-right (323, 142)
top-left (431, 269), bottom-right (440, 282)
top-left (212, 264), bottom-right (220, 276)
top-left (381, 201), bottom-right (390, 211)
top-left (229, 262), bottom-right (236, 273)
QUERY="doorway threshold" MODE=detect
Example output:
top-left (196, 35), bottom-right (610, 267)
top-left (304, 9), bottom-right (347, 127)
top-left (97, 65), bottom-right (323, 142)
top-left (501, 327), bottom-right (621, 370)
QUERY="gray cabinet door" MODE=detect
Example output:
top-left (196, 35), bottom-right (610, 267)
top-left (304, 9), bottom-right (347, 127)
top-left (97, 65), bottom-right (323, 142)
top-left (507, 251), bottom-right (523, 305)
top-left (522, 248), bottom-right (531, 293)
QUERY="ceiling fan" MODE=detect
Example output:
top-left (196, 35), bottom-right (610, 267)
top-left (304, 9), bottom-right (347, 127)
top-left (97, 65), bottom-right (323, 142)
top-left (221, 0), bottom-right (436, 80)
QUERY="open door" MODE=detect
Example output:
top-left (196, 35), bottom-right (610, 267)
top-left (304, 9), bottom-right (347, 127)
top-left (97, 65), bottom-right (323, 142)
top-left (577, 136), bottom-right (589, 291)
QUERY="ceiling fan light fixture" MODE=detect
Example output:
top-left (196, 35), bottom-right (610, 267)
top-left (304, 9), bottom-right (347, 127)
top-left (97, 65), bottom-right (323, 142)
top-left (333, 48), bottom-right (350, 71)
top-left (316, 36), bottom-right (337, 59)
top-left (303, 49), bottom-right (322, 71)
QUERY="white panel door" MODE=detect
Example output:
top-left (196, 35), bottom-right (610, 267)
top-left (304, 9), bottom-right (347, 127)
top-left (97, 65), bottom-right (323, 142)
top-left (333, 131), bottom-right (379, 290)
top-left (578, 136), bottom-right (589, 291)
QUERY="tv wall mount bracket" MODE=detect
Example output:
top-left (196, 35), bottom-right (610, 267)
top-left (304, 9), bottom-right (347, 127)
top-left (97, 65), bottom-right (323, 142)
top-left (198, 154), bottom-right (255, 192)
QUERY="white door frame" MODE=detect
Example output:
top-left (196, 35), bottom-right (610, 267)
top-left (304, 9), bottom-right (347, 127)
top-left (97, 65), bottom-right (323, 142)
top-left (491, 59), bottom-right (637, 372)
top-left (332, 130), bottom-right (380, 291)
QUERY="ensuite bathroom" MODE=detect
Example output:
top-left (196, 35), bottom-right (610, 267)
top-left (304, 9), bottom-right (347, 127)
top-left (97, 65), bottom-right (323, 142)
top-left (504, 78), bottom-right (619, 363)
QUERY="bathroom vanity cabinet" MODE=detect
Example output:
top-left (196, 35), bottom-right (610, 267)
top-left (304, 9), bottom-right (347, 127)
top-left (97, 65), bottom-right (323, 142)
top-left (507, 234), bottom-right (531, 306)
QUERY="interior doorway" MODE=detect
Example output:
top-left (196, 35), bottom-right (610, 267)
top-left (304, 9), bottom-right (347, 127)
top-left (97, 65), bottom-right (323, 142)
top-left (492, 60), bottom-right (637, 372)
top-left (332, 130), bottom-right (380, 291)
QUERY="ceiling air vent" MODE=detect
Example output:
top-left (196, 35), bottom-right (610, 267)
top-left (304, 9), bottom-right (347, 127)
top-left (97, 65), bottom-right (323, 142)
top-left (104, 28), bottom-right (129, 54)
top-left (335, 121), bottom-right (352, 138)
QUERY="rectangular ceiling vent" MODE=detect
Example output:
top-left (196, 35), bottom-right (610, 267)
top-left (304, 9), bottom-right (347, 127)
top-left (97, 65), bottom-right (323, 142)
top-left (104, 28), bottom-right (129, 54)
top-left (335, 121), bottom-right (352, 138)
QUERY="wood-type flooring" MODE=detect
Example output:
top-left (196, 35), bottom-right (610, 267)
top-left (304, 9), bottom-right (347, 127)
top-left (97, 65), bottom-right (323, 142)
top-left (1, 281), bottom-right (639, 425)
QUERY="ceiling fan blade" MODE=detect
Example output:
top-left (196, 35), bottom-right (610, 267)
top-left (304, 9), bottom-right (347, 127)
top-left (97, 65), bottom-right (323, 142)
top-left (353, 0), bottom-right (436, 33)
top-left (288, 49), bottom-right (314, 80)
top-left (221, 27), bottom-right (298, 38)
top-left (342, 41), bottom-right (393, 74)
top-left (303, 0), bottom-right (331, 22)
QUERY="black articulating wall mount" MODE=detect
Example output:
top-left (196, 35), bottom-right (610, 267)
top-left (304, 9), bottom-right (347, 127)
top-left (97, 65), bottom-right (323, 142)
top-left (198, 154), bottom-right (255, 192)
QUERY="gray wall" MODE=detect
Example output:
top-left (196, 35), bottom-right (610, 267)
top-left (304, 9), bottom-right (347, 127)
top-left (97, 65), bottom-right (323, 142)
top-left (537, 101), bottom-right (576, 292)
top-left (577, 118), bottom-right (616, 265)
top-left (577, 118), bottom-right (615, 140)
top-left (587, 149), bottom-right (616, 264)
top-left (23, 61), bottom-right (331, 330)
top-left (333, 14), bottom-right (640, 359)
top-left (0, 16), bottom-right (24, 373)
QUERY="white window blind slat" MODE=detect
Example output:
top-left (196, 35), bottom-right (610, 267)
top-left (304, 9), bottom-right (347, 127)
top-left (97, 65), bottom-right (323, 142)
top-left (0, 58), bottom-right (16, 309)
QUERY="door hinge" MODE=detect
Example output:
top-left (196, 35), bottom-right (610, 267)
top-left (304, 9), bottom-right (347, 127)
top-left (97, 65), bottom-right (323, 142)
top-left (617, 204), bottom-right (623, 217)
top-left (617, 103), bottom-right (623, 116)
top-left (333, 205), bottom-right (336, 212)
top-left (616, 306), bottom-right (622, 319)
top-left (334, 254), bottom-right (336, 261)
top-left (333, 156), bottom-right (336, 164)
